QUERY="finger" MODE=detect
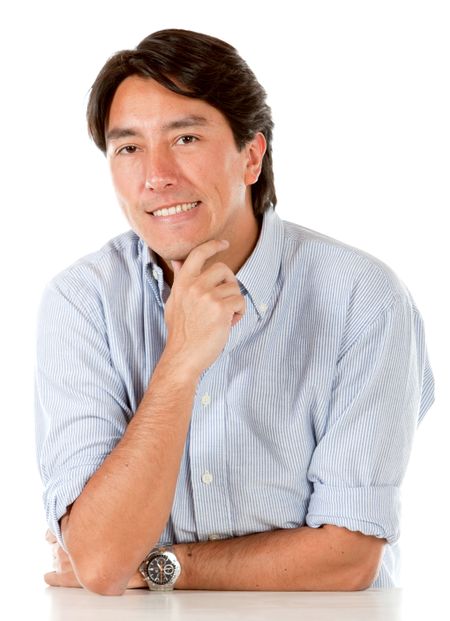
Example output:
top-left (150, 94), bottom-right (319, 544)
top-left (211, 281), bottom-right (243, 299)
top-left (54, 544), bottom-right (72, 572)
top-left (197, 262), bottom-right (239, 289)
top-left (171, 259), bottom-right (184, 277)
top-left (45, 571), bottom-right (60, 587)
top-left (46, 529), bottom-right (57, 544)
top-left (221, 294), bottom-right (246, 324)
top-left (231, 311), bottom-right (244, 327)
top-left (204, 284), bottom-right (246, 313)
top-left (44, 570), bottom-right (82, 588)
top-left (176, 239), bottom-right (229, 278)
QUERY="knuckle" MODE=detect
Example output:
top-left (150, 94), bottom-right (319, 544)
top-left (213, 261), bottom-right (228, 272)
top-left (190, 281), bottom-right (203, 297)
top-left (203, 289), bottom-right (217, 303)
top-left (216, 262), bottom-right (235, 280)
top-left (209, 297), bottom-right (224, 315)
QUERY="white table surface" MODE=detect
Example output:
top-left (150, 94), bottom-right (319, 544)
top-left (7, 586), bottom-right (446, 621)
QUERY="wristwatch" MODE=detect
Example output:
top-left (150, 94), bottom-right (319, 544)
top-left (139, 545), bottom-right (181, 591)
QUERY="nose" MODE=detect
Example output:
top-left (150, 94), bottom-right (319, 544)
top-left (144, 147), bottom-right (178, 192)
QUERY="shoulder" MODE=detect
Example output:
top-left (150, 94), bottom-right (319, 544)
top-left (48, 231), bottom-right (140, 291)
top-left (41, 230), bottom-right (142, 318)
top-left (280, 217), bottom-right (412, 306)
top-left (277, 217), bottom-right (422, 354)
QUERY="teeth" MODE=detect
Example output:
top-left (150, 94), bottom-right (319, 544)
top-left (152, 202), bottom-right (198, 217)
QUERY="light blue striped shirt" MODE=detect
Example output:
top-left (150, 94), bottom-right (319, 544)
top-left (35, 207), bottom-right (434, 588)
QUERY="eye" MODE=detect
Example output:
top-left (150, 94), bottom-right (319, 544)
top-left (176, 135), bottom-right (198, 145)
top-left (116, 145), bottom-right (139, 155)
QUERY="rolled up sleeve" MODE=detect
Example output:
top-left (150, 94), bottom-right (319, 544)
top-left (35, 280), bottom-right (131, 548)
top-left (306, 294), bottom-right (434, 544)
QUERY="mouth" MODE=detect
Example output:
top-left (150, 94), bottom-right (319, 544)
top-left (150, 201), bottom-right (200, 217)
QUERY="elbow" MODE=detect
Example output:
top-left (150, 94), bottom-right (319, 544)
top-left (319, 525), bottom-right (385, 591)
top-left (68, 544), bottom-right (129, 596)
top-left (345, 571), bottom-right (375, 592)
top-left (75, 562), bottom-right (128, 596)
top-left (344, 555), bottom-right (384, 591)
top-left (325, 565), bottom-right (376, 592)
top-left (63, 518), bottom-right (129, 595)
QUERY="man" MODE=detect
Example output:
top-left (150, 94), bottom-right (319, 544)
top-left (36, 29), bottom-right (434, 595)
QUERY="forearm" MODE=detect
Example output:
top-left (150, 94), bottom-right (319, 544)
top-left (174, 525), bottom-right (385, 591)
top-left (63, 349), bottom-right (199, 595)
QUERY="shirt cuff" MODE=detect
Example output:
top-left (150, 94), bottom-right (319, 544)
top-left (43, 464), bottom-right (101, 549)
top-left (306, 482), bottom-right (401, 544)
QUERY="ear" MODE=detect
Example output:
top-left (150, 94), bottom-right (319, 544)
top-left (244, 132), bottom-right (267, 186)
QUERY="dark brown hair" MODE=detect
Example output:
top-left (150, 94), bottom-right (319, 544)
top-left (87, 29), bottom-right (277, 216)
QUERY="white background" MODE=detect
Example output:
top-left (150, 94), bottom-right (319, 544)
top-left (0, 0), bottom-right (448, 596)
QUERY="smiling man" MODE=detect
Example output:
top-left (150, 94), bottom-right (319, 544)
top-left (35, 29), bottom-right (434, 595)
top-left (106, 75), bottom-right (265, 286)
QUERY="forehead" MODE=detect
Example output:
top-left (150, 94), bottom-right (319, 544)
top-left (107, 75), bottom-right (227, 132)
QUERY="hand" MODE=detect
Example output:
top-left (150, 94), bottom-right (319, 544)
top-left (44, 529), bottom-right (81, 588)
top-left (44, 530), bottom-right (146, 590)
top-left (164, 239), bottom-right (246, 375)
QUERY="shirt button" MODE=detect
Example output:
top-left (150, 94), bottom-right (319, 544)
top-left (208, 534), bottom-right (221, 540)
top-left (201, 471), bottom-right (213, 485)
top-left (152, 268), bottom-right (159, 280)
top-left (259, 303), bottom-right (268, 313)
top-left (201, 393), bottom-right (211, 406)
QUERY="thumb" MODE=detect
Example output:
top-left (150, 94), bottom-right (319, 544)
top-left (171, 260), bottom-right (184, 278)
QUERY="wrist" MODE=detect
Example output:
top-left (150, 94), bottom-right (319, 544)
top-left (158, 346), bottom-right (203, 384)
top-left (172, 543), bottom-right (189, 590)
top-left (128, 570), bottom-right (148, 589)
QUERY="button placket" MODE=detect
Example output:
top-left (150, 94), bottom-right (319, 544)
top-left (188, 357), bottom-right (234, 541)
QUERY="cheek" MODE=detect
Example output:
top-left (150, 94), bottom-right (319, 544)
top-left (206, 154), bottom-right (248, 201)
top-left (110, 158), bottom-right (143, 199)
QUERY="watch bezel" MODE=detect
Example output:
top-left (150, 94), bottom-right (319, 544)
top-left (139, 546), bottom-right (181, 591)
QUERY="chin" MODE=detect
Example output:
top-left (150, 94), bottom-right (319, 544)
top-left (160, 237), bottom-right (209, 262)
top-left (155, 245), bottom-right (193, 265)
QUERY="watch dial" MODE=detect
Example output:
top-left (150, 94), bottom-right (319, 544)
top-left (148, 555), bottom-right (176, 585)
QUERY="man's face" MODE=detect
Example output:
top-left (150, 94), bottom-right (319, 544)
top-left (106, 76), bottom-right (265, 271)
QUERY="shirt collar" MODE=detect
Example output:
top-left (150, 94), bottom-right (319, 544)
top-left (139, 207), bottom-right (284, 317)
top-left (235, 207), bottom-right (284, 318)
top-left (139, 243), bottom-right (167, 306)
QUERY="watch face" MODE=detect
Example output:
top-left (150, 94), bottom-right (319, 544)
top-left (148, 554), bottom-right (177, 585)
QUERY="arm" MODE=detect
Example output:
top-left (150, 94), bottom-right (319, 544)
top-left (45, 528), bottom-right (146, 589)
top-left (166, 275), bottom-right (430, 593)
top-left (45, 239), bottom-right (245, 595)
top-left (46, 524), bottom-right (384, 591)
top-left (61, 351), bottom-right (198, 595)
top-left (173, 525), bottom-right (385, 591)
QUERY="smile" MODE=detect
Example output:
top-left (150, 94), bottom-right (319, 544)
top-left (152, 202), bottom-right (199, 217)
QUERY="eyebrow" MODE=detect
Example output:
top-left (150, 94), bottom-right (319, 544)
top-left (162, 115), bottom-right (209, 131)
top-left (106, 115), bottom-right (210, 143)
